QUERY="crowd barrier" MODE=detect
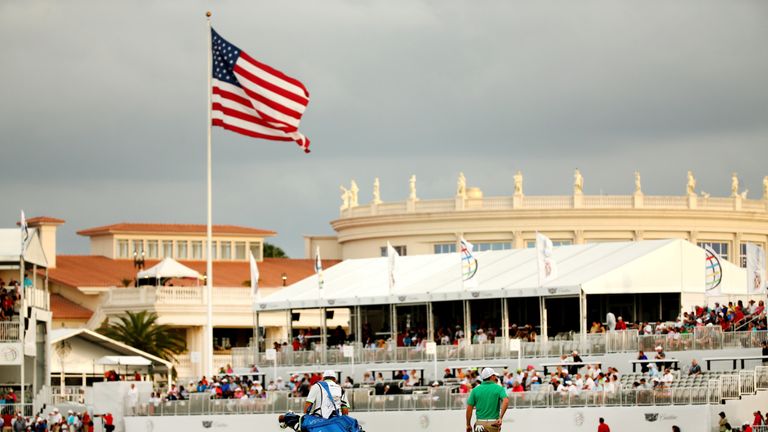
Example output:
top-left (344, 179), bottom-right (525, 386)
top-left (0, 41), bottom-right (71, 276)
top-left (228, 329), bottom-right (768, 368)
top-left (140, 365), bottom-right (768, 418)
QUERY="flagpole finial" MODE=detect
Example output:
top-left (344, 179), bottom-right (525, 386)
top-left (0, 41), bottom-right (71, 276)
top-left (206, 11), bottom-right (212, 18)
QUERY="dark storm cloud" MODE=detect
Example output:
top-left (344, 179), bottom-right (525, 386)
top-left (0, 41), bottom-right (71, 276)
top-left (1, 0), bottom-right (767, 256)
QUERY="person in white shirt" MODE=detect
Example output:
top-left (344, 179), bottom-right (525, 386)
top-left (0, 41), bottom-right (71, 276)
top-left (126, 383), bottom-right (139, 415)
top-left (661, 368), bottom-right (674, 387)
top-left (584, 376), bottom-right (596, 391)
top-left (304, 370), bottom-right (350, 419)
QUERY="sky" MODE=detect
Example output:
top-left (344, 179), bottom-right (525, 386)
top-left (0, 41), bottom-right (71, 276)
top-left (1, 0), bottom-right (767, 258)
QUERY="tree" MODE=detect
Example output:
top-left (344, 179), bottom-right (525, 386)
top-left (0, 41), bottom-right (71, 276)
top-left (263, 242), bottom-right (288, 258)
top-left (98, 311), bottom-right (186, 363)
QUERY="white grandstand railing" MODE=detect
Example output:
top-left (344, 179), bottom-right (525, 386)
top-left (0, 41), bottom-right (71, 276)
top-left (756, 366), bottom-right (768, 391)
top-left (136, 367), bottom-right (768, 418)
top-left (225, 329), bottom-right (768, 368)
top-left (132, 386), bottom-right (719, 417)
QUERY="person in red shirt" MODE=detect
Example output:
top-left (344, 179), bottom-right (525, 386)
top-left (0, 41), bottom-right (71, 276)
top-left (82, 412), bottom-right (94, 432)
top-left (597, 417), bottom-right (610, 432)
top-left (753, 410), bottom-right (764, 426)
top-left (615, 317), bottom-right (627, 331)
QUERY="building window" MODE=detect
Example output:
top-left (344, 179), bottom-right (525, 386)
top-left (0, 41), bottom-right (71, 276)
top-left (146, 240), bottom-right (158, 258)
top-left (249, 242), bottom-right (262, 260)
top-left (177, 241), bottom-right (188, 259)
top-left (434, 243), bottom-right (457, 254)
top-left (698, 242), bottom-right (730, 261)
top-left (475, 242), bottom-right (512, 252)
top-left (526, 240), bottom-right (572, 248)
top-left (117, 240), bottom-right (129, 258)
top-left (235, 242), bottom-right (246, 260)
top-left (131, 240), bottom-right (143, 256)
top-left (221, 241), bottom-right (232, 260)
top-left (162, 240), bottom-right (173, 258)
top-left (208, 241), bottom-right (218, 260)
top-left (380, 245), bottom-right (407, 256)
top-left (740, 242), bottom-right (765, 268)
top-left (191, 241), bottom-right (203, 260)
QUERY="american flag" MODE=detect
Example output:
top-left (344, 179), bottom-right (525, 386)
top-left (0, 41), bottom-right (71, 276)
top-left (211, 29), bottom-right (311, 153)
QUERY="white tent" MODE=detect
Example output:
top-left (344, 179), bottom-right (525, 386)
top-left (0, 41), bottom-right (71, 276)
top-left (0, 228), bottom-right (48, 267)
top-left (136, 257), bottom-right (202, 281)
top-left (256, 239), bottom-right (747, 311)
top-left (96, 355), bottom-right (152, 366)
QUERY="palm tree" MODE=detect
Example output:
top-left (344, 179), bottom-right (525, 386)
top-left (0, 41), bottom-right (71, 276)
top-left (98, 311), bottom-right (186, 363)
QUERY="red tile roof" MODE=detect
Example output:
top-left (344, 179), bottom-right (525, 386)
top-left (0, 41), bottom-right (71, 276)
top-left (50, 294), bottom-right (93, 320)
top-left (27, 216), bottom-right (66, 225)
top-left (76, 223), bottom-right (276, 237)
top-left (49, 256), bottom-right (339, 289)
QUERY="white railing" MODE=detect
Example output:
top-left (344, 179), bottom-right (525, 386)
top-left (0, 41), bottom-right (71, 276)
top-left (105, 286), bottom-right (252, 308)
top-left (756, 366), bottom-right (768, 391)
top-left (644, 196), bottom-right (689, 209)
top-left (0, 321), bottom-right (21, 341)
top-left (24, 286), bottom-right (49, 310)
top-left (739, 370), bottom-right (756, 395)
top-left (134, 386), bottom-right (719, 417)
top-left (338, 194), bottom-right (766, 218)
top-left (583, 195), bottom-right (633, 207)
top-left (231, 329), bottom-right (768, 368)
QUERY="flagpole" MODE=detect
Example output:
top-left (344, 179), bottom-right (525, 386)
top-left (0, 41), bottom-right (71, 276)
top-left (205, 11), bottom-right (215, 378)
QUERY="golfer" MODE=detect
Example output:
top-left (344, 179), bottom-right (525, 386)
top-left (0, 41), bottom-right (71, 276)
top-left (465, 367), bottom-right (509, 432)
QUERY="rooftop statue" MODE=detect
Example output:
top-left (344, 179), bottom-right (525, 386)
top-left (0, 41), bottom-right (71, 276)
top-left (457, 172), bottom-right (467, 199)
top-left (350, 180), bottom-right (359, 207)
top-left (372, 178), bottom-right (382, 204)
top-left (339, 185), bottom-right (350, 210)
top-left (686, 171), bottom-right (696, 195)
top-left (731, 173), bottom-right (739, 197)
top-left (634, 171), bottom-right (642, 194)
top-left (514, 171), bottom-right (523, 195)
top-left (573, 169), bottom-right (583, 194)
top-left (409, 175), bottom-right (418, 201)
top-left (764, 176), bottom-right (768, 200)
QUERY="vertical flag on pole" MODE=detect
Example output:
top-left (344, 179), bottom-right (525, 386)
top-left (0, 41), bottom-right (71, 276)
top-left (315, 246), bottom-right (324, 291)
top-left (387, 242), bottom-right (398, 294)
top-left (249, 251), bottom-right (260, 299)
top-left (460, 237), bottom-right (478, 289)
top-left (19, 210), bottom-right (28, 250)
top-left (746, 243), bottom-right (766, 294)
top-left (536, 233), bottom-right (558, 286)
top-left (704, 245), bottom-right (723, 297)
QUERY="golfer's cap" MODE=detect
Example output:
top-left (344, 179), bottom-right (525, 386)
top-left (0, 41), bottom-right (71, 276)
top-left (655, 346), bottom-right (662, 351)
top-left (480, 367), bottom-right (499, 380)
top-left (323, 370), bottom-right (336, 378)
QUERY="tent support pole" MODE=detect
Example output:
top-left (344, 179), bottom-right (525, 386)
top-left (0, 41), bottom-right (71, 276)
top-left (579, 289), bottom-right (587, 347)
top-left (355, 306), bottom-right (362, 347)
top-left (463, 300), bottom-right (471, 346)
top-left (390, 304), bottom-right (397, 360)
top-left (286, 309), bottom-right (293, 346)
top-left (253, 311), bottom-right (260, 365)
top-left (539, 296), bottom-right (548, 343)
top-left (501, 297), bottom-right (509, 344)
top-left (426, 302), bottom-right (434, 342)
top-left (320, 307), bottom-right (327, 363)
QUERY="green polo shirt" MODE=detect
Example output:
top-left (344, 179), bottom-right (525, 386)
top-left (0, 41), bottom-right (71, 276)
top-left (467, 380), bottom-right (507, 420)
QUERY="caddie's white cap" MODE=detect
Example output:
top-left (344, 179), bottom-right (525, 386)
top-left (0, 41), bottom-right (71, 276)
top-left (323, 370), bottom-right (336, 378)
top-left (480, 367), bottom-right (499, 380)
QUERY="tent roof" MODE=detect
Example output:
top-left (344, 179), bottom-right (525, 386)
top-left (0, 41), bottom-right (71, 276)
top-left (96, 355), bottom-right (152, 366)
top-left (136, 257), bottom-right (202, 280)
top-left (256, 239), bottom-right (747, 311)
top-left (50, 328), bottom-right (172, 369)
top-left (0, 228), bottom-right (48, 267)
